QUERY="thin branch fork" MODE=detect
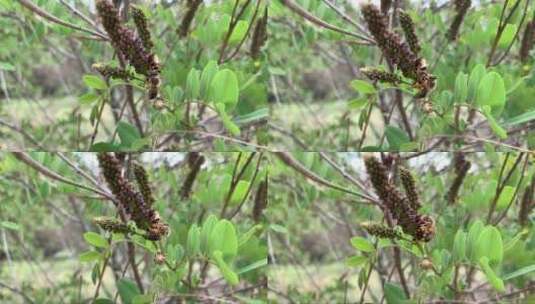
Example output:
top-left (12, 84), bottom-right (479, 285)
top-left (16, 0), bottom-right (108, 40)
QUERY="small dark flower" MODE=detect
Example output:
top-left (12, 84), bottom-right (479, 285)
top-left (399, 166), bottom-right (421, 210)
top-left (133, 163), bottom-right (155, 207)
top-left (519, 176), bottom-right (535, 226)
top-left (360, 67), bottom-right (402, 85)
top-left (93, 216), bottom-right (135, 234)
top-left (131, 5), bottom-right (154, 51)
top-left (92, 63), bottom-right (136, 81)
top-left (399, 10), bottom-right (421, 55)
top-left (361, 222), bottom-right (403, 240)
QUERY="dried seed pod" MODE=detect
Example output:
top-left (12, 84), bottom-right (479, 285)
top-left (131, 5), bottom-right (154, 51)
top-left (361, 4), bottom-right (435, 98)
top-left (520, 20), bottom-right (535, 63)
top-left (252, 179), bottom-right (268, 222)
top-left (419, 258), bottom-right (434, 270)
top-left (399, 10), bottom-right (421, 55)
top-left (519, 176), bottom-right (535, 226)
top-left (446, 0), bottom-right (471, 41)
top-left (446, 153), bottom-right (471, 204)
top-left (92, 63), bottom-right (135, 81)
top-left (360, 67), bottom-right (402, 85)
top-left (180, 152), bottom-right (205, 199)
top-left (178, 0), bottom-right (203, 38)
top-left (361, 222), bottom-right (403, 240)
top-left (93, 216), bottom-right (135, 234)
top-left (250, 7), bottom-right (268, 59)
top-left (399, 166), bottom-right (421, 210)
top-left (133, 163), bottom-right (155, 207)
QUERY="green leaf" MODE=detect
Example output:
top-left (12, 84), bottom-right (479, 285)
top-left (452, 229), bottom-right (467, 262)
top-left (83, 232), bottom-right (108, 248)
top-left (348, 98), bottom-right (369, 110)
top-left (270, 224), bottom-right (288, 234)
top-left (350, 236), bottom-right (375, 252)
top-left (476, 72), bottom-right (506, 114)
top-left (209, 69), bottom-right (239, 107)
top-left (79, 251), bottom-right (101, 262)
top-left (229, 180), bottom-right (250, 205)
top-left (94, 299), bottom-right (114, 304)
top-left (0, 62), bottom-right (15, 71)
top-left (83, 74), bottom-right (107, 90)
top-left (481, 106), bottom-right (507, 139)
top-left (237, 258), bottom-right (268, 275)
top-left (117, 278), bottom-right (141, 304)
top-left (79, 93), bottom-right (100, 105)
top-left (346, 255), bottom-right (368, 267)
top-left (209, 219), bottom-right (238, 261)
top-left (467, 220), bottom-right (484, 262)
top-left (90, 142), bottom-right (120, 152)
top-left (216, 103), bottom-right (241, 136)
top-left (233, 108), bottom-right (269, 125)
top-left (498, 24), bottom-right (517, 47)
top-left (385, 126), bottom-right (410, 150)
top-left (475, 225), bottom-right (503, 266)
top-left (200, 60), bottom-right (219, 98)
top-left (384, 283), bottom-right (407, 304)
top-left (200, 215), bottom-right (218, 254)
top-left (453, 72), bottom-right (468, 104)
top-left (229, 20), bottom-right (249, 44)
top-left (212, 250), bottom-right (239, 285)
top-left (496, 185), bottom-right (515, 210)
top-left (467, 64), bottom-right (486, 102)
top-left (185, 68), bottom-right (201, 100)
top-left (503, 264), bottom-right (535, 281)
top-left (479, 257), bottom-right (505, 292)
top-left (505, 109), bottom-right (535, 126)
top-left (0, 221), bottom-right (20, 231)
top-left (186, 224), bottom-right (201, 257)
top-left (117, 122), bottom-right (141, 147)
top-left (350, 79), bottom-right (376, 95)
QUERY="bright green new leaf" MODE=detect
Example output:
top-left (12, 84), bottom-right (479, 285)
top-left (346, 255), bottom-right (368, 267)
top-left (476, 72), bottom-right (506, 114)
top-left (503, 264), bottom-right (535, 281)
top-left (185, 68), bottom-right (201, 100)
top-left (79, 251), bottom-right (101, 262)
top-left (0, 221), bottom-right (20, 231)
top-left (83, 232), bottom-right (108, 248)
top-left (209, 69), bottom-right (239, 107)
top-left (496, 185), bottom-right (515, 210)
top-left (209, 219), bottom-right (238, 261)
top-left (83, 75), bottom-right (107, 90)
top-left (350, 236), bottom-right (375, 252)
top-left (452, 229), bottom-right (467, 262)
top-left (186, 224), bottom-right (201, 257)
top-left (200, 60), bottom-right (219, 98)
top-left (453, 72), bottom-right (468, 104)
top-left (467, 220), bottom-right (484, 262)
top-left (481, 106), bottom-right (507, 139)
top-left (212, 250), bottom-right (239, 285)
top-left (200, 215), bottom-right (218, 254)
top-left (79, 93), bottom-right (99, 105)
top-left (467, 64), bottom-right (486, 102)
top-left (350, 79), bottom-right (376, 95)
top-left (479, 257), bottom-right (505, 292)
top-left (475, 225), bottom-right (503, 266)
top-left (229, 180), bottom-right (250, 205)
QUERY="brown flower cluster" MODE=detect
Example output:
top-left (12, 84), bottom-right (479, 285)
top-left (133, 163), bottom-right (155, 207)
top-left (361, 4), bottom-right (435, 98)
top-left (361, 222), bottom-right (403, 240)
top-left (399, 10), bottom-right (421, 55)
top-left (92, 63), bottom-right (136, 81)
top-left (93, 216), bottom-right (136, 234)
top-left (251, 7), bottom-right (268, 59)
top-left (96, 0), bottom-right (160, 100)
top-left (399, 166), bottom-right (421, 210)
top-left (364, 156), bottom-right (434, 242)
top-left (361, 67), bottom-right (401, 85)
top-left (446, 153), bottom-right (471, 205)
top-left (446, 0), bottom-right (471, 41)
top-left (131, 6), bottom-right (154, 51)
top-left (520, 20), bottom-right (535, 63)
top-left (97, 153), bottom-right (168, 241)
